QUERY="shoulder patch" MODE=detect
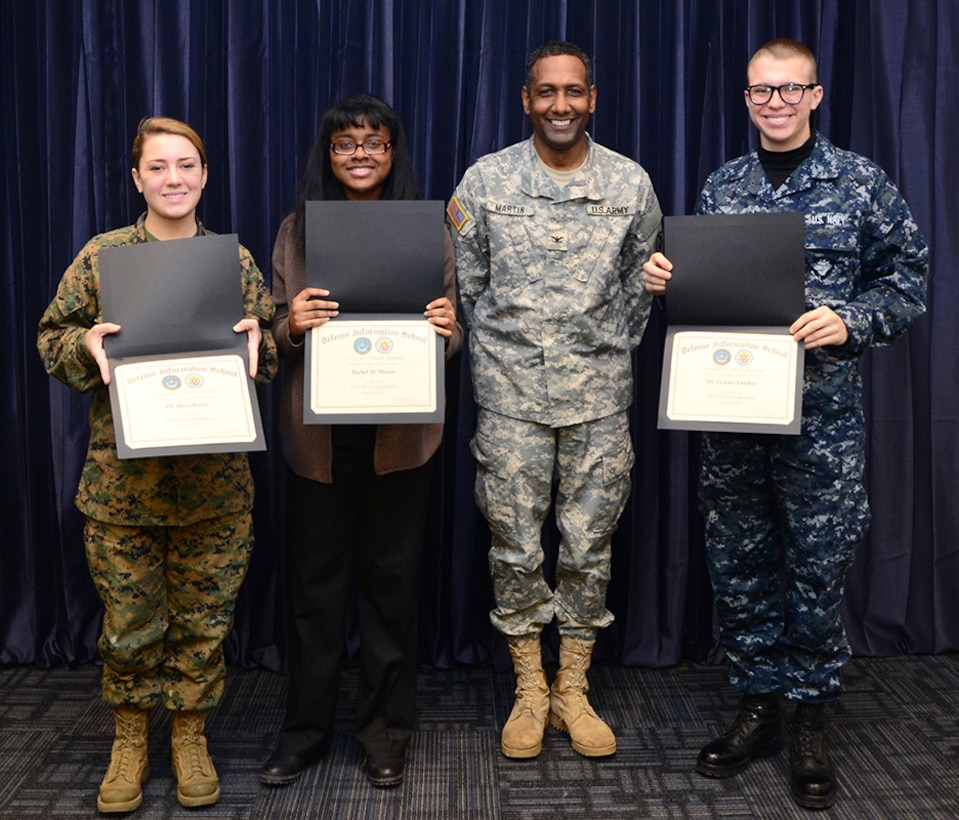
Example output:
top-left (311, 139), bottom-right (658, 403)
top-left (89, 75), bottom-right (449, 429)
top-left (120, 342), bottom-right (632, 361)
top-left (447, 196), bottom-right (470, 232)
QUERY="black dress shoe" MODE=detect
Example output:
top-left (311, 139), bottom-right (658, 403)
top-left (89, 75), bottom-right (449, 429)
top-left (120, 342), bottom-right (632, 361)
top-left (696, 693), bottom-right (783, 778)
top-left (261, 749), bottom-right (322, 786)
top-left (364, 755), bottom-right (405, 788)
top-left (790, 702), bottom-right (837, 809)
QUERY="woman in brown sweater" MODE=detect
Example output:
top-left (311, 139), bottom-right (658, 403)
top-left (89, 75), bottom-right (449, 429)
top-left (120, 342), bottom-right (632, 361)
top-left (260, 94), bottom-right (462, 789)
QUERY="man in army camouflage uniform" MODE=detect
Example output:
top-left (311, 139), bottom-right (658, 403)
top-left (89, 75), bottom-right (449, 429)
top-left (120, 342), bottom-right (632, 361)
top-left (37, 117), bottom-right (277, 813)
top-left (447, 41), bottom-right (662, 760)
top-left (644, 39), bottom-right (928, 809)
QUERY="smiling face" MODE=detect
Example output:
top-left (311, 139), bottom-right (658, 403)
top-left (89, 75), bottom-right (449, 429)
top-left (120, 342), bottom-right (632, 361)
top-left (522, 53), bottom-right (596, 169)
top-left (745, 52), bottom-right (823, 151)
top-left (131, 133), bottom-right (207, 238)
top-left (329, 119), bottom-right (394, 200)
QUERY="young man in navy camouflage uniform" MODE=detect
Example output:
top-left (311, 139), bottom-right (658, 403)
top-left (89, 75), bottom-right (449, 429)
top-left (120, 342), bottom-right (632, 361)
top-left (644, 39), bottom-right (927, 809)
top-left (448, 41), bottom-right (662, 760)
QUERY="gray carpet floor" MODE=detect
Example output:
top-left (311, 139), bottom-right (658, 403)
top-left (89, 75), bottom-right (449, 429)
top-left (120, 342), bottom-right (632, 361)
top-left (1, 655), bottom-right (958, 818)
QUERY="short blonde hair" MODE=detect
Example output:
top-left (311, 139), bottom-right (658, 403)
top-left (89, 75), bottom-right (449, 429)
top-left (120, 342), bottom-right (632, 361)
top-left (131, 116), bottom-right (207, 170)
top-left (750, 38), bottom-right (818, 82)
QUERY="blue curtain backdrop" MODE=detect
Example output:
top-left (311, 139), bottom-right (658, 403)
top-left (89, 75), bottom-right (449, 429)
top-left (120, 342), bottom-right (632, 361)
top-left (2, 1), bottom-right (956, 670)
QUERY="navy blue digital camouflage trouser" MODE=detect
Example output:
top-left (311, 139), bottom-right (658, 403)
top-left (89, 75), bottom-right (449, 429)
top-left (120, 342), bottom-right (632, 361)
top-left (698, 403), bottom-right (870, 702)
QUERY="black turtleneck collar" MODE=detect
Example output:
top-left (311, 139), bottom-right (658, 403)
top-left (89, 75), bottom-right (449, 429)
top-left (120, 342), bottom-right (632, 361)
top-left (757, 132), bottom-right (816, 190)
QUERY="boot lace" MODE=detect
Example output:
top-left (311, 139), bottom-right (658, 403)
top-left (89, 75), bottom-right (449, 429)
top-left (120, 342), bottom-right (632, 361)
top-left (730, 696), bottom-right (775, 739)
top-left (793, 710), bottom-right (825, 761)
top-left (559, 645), bottom-right (592, 714)
top-left (514, 649), bottom-right (538, 690)
top-left (177, 714), bottom-right (210, 778)
top-left (511, 644), bottom-right (546, 714)
top-left (110, 713), bottom-right (143, 781)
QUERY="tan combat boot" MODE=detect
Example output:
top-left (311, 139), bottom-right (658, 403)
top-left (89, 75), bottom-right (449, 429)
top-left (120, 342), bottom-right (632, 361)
top-left (501, 636), bottom-right (550, 758)
top-left (170, 710), bottom-right (220, 807)
top-left (97, 706), bottom-right (150, 813)
top-left (548, 636), bottom-right (616, 756)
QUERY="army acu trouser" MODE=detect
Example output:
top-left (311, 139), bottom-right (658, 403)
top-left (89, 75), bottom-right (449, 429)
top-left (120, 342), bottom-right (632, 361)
top-left (84, 513), bottom-right (253, 711)
top-left (698, 404), bottom-right (869, 701)
top-left (472, 408), bottom-right (634, 640)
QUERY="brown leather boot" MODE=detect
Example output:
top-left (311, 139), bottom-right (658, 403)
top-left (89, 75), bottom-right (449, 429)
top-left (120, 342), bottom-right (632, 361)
top-left (170, 710), bottom-right (220, 807)
top-left (548, 636), bottom-right (616, 757)
top-left (501, 636), bottom-right (550, 758)
top-left (97, 706), bottom-right (150, 813)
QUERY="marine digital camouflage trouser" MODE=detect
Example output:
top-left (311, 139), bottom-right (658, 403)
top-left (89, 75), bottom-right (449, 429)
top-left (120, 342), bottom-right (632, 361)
top-left (472, 408), bottom-right (634, 640)
top-left (84, 513), bottom-right (253, 711)
top-left (698, 404), bottom-right (870, 701)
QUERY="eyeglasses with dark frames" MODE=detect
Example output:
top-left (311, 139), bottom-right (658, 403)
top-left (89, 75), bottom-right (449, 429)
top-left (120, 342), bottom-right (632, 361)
top-left (745, 83), bottom-right (819, 105)
top-left (330, 139), bottom-right (393, 155)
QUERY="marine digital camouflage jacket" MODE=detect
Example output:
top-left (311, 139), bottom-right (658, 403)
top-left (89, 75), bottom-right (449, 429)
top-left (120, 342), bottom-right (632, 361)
top-left (37, 213), bottom-right (278, 526)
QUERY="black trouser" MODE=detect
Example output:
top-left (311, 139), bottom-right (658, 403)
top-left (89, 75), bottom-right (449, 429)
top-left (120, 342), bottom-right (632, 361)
top-left (278, 426), bottom-right (433, 759)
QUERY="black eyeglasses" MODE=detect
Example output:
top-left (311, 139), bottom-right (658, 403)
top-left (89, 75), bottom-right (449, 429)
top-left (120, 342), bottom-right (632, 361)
top-left (330, 139), bottom-right (392, 155)
top-left (745, 83), bottom-right (819, 105)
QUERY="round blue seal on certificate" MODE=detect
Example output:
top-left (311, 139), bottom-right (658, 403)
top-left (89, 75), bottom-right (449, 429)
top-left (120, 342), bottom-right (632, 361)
top-left (354, 337), bottom-right (372, 354)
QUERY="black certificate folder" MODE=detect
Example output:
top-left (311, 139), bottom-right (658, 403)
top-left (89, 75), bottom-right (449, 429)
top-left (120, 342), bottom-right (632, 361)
top-left (99, 235), bottom-right (266, 459)
top-left (305, 200), bottom-right (445, 312)
top-left (663, 212), bottom-right (806, 326)
top-left (657, 212), bottom-right (806, 435)
top-left (100, 235), bottom-right (246, 358)
top-left (303, 200), bottom-right (447, 425)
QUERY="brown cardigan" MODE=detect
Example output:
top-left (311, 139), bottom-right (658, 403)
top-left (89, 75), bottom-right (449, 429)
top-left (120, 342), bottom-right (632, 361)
top-left (271, 213), bottom-right (464, 482)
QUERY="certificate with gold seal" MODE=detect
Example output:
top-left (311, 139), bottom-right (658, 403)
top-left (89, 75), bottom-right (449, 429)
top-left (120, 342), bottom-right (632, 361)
top-left (658, 327), bottom-right (803, 433)
top-left (305, 315), bottom-right (444, 424)
top-left (99, 234), bottom-right (267, 458)
top-left (110, 353), bottom-right (264, 457)
top-left (656, 212), bottom-right (807, 434)
top-left (303, 202), bottom-right (448, 425)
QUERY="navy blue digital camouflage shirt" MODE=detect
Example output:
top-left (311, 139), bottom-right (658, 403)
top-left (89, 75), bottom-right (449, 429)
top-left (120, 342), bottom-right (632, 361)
top-left (697, 131), bottom-right (928, 410)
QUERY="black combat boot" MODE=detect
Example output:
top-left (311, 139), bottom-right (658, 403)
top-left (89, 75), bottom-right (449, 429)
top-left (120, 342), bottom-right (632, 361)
top-left (696, 693), bottom-right (783, 777)
top-left (790, 701), bottom-right (837, 809)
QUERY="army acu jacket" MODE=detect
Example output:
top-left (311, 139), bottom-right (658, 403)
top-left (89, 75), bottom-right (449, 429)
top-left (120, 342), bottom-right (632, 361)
top-left (37, 213), bottom-right (278, 526)
top-left (449, 135), bottom-right (662, 428)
